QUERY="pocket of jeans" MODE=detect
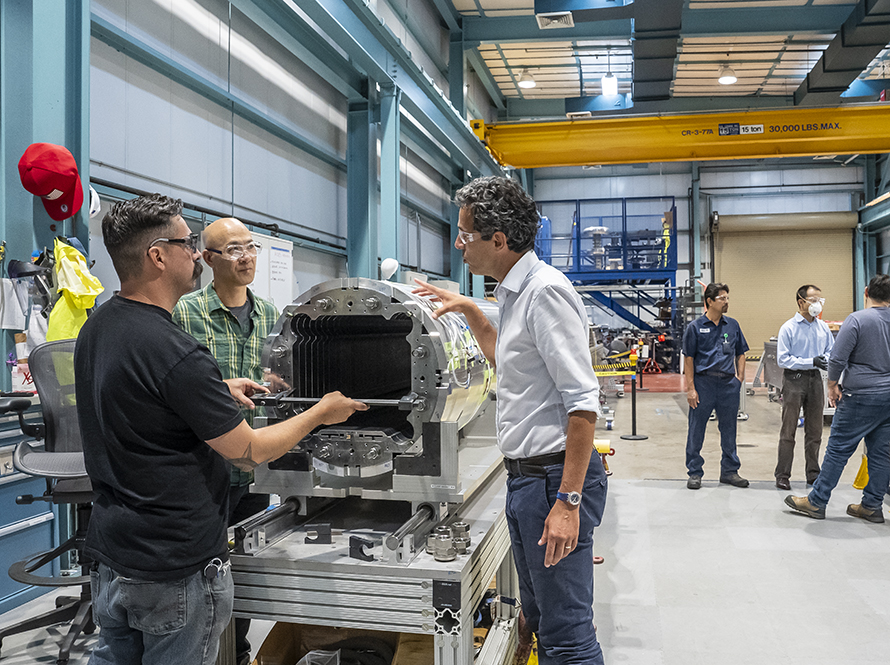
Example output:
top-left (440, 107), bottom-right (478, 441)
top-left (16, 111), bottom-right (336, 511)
top-left (89, 569), bottom-right (102, 628)
top-left (118, 577), bottom-right (187, 635)
top-left (586, 477), bottom-right (607, 521)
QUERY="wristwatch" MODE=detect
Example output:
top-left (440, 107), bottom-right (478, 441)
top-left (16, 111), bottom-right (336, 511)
top-left (556, 491), bottom-right (582, 507)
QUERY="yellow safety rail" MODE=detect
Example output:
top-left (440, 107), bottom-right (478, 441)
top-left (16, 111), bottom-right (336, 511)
top-left (471, 104), bottom-right (890, 168)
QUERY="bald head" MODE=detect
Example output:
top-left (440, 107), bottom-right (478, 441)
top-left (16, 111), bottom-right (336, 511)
top-left (203, 217), bottom-right (249, 249)
top-left (201, 217), bottom-right (258, 293)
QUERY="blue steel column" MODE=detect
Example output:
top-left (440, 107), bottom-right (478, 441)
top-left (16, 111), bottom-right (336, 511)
top-left (855, 156), bottom-right (876, 309)
top-left (449, 32), bottom-right (465, 119)
top-left (1, 0), bottom-right (89, 391)
top-left (691, 162), bottom-right (702, 295)
top-left (347, 99), bottom-right (378, 279)
top-left (379, 84), bottom-right (401, 272)
top-left (449, 200), bottom-right (468, 293)
top-left (68, 0), bottom-right (90, 249)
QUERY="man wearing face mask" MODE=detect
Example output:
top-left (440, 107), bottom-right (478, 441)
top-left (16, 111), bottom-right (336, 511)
top-left (786, 274), bottom-right (890, 522)
top-left (774, 285), bottom-right (834, 491)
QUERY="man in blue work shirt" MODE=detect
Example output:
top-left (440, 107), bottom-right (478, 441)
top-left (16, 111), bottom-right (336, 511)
top-left (683, 282), bottom-right (750, 490)
top-left (786, 274), bottom-right (890, 523)
top-left (774, 284), bottom-right (834, 490)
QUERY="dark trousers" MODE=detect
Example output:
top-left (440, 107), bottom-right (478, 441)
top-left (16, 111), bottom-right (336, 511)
top-left (809, 391), bottom-right (890, 509)
top-left (505, 459), bottom-right (607, 665)
top-left (227, 485), bottom-right (270, 665)
top-left (776, 369), bottom-right (824, 483)
top-left (685, 373), bottom-right (742, 477)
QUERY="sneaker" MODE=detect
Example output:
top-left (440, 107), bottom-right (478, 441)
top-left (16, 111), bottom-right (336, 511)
top-left (719, 472), bottom-right (749, 488)
top-left (687, 476), bottom-right (702, 490)
top-left (847, 504), bottom-right (885, 524)
top-left (784, 495), bottom-right (825, 520)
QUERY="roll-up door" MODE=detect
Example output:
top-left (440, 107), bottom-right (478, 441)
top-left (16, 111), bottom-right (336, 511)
top-left (713, 213), bottom-right (856, 355)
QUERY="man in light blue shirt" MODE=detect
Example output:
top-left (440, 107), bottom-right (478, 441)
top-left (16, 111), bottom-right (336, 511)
top-left (786, 274), bottom-right (890, 522)
top-left (774, 284), bottom-right (834, 490)
top-left (414, 176), bottom-right (606, 665)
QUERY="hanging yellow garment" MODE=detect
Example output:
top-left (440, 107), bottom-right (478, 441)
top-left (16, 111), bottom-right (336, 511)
top-left (46, 238), bottom-right (104, 341)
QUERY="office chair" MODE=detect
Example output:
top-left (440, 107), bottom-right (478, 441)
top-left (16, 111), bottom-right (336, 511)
top-left (0, 339), bottom-right (94, 665)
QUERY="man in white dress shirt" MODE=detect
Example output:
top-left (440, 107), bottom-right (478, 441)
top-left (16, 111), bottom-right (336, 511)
top-left (774, 284), bottom-right (834, 490)
top-left (414, 176), bottom-right (606, 665)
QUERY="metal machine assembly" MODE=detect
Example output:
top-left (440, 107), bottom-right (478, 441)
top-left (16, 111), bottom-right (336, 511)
top-left (230, 278), bottom-right (517, 665)
top-left (252, 277), bottom-right (500, 506)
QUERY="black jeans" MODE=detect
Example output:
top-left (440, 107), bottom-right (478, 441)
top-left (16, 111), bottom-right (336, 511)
top-left (227, 486), bottom-right (270, 665)
top-left (776, 369), bottom-right (823, 483)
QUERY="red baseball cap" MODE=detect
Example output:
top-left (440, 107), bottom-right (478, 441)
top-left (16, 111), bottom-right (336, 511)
top-left (18, 143), bottom-right (84, 221)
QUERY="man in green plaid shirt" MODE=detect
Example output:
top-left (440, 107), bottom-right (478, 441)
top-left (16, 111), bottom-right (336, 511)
top-left (173, 217), bottom-right (280, 665)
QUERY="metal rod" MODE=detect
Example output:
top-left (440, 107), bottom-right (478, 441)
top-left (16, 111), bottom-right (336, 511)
top-left (236, 497), bottom-right (299, 533)
top-left (384, 504), bottom-right (435, 551)
top-left (274, 397), bottom-right (404, 407)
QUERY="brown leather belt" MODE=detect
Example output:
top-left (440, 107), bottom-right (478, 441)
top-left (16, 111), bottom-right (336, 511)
top-left (503, 450), bottom-right (566, 478)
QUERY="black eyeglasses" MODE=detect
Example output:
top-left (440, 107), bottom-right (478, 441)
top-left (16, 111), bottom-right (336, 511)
top-left (148, 232), bottom-right (199, 254)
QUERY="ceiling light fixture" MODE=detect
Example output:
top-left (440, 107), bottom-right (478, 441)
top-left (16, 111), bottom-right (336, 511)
top-left (718, 65), bottom-right (737, 85)
top-left (601, 49), bottom-right (618, 97)
top-left (518, 68), bottom-right (536, 89)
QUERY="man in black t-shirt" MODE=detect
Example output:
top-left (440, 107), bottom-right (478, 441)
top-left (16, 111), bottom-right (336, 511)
top-left (76, 194), bottom-right (366, 665)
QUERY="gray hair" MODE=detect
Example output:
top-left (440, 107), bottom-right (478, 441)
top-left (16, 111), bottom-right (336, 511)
top-left (454, 176), bottom-right (539, 253)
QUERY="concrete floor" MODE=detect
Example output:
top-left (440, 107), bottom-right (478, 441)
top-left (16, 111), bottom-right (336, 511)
top-left (603, 378), bottom-right (859, 487)
top-left (0, 376), bottom-right (884, 664)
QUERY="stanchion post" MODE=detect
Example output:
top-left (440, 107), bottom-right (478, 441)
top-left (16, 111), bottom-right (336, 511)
top-left (621, 372), bottom-right (648, 441)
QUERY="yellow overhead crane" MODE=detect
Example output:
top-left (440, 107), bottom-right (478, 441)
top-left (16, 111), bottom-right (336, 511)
top-left (471, 104), bottom-right (890, 168)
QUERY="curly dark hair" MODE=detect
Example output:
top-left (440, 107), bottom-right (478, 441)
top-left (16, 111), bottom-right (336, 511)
top-left (102, 193), bottom-right (183, 282)
top-left (454, 176), bottom-right (539, 253)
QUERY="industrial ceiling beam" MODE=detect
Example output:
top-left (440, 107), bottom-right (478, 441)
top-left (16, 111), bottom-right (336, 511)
top-left (464, 15), bottom-right (631, 45)
top-left (231, 0), bottom-right (364, 100)
top-left (429, 0), bottom-right (461, 33)
top-left (794, 0), bottom-right (890, 105)
top-left (292, 0), bottom-right (501, 178)
top-left (503, 95), bottom-right (800, 120)
top-left (681, 5), bottom-right (857, 36)
top-left (467, 47), bottom-right (506, 111)
top-left (478, 104), bottom-right (890, 168)
top-left (463, 6), bottom-right (856, 45)
top-left (632, 0), bottom-right (683, 103)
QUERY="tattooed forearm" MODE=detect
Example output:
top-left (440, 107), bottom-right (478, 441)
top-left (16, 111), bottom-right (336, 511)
top-left (224, 442), bottom-right (258, 471)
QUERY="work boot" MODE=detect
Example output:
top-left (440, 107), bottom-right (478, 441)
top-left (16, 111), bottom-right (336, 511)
top-left (719, 472), bottom-right (749, 488)
top-left (784, 495), bottom-right (825, 520)
top-left (847, 503), bottom-right (885, 524)
top-left (687, 476), bottom-right (702, 490)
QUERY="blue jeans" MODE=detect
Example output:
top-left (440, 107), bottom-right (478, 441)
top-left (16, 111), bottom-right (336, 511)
top-left (809, 391), bottom-right (890, 510)
top-left (505, 459), bottom-right (607, 665)
top-left (685, 373), bottom-right (742, 477)
top-left (88, 561), bottom-right (233, 665)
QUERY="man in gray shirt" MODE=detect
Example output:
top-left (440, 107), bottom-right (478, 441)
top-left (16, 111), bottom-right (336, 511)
top-left (785, 274), bottom-right (890, 523)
